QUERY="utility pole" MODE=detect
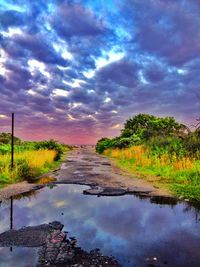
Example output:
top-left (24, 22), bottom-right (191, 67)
top-left (10, 113), bottom-right (14, 252)
top-left (11, 113), bottom-right (14, 170)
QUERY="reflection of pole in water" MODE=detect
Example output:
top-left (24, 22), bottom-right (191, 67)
top-left (10, 196), bottom-right (13, 230)
top-left (10, 196), bottom-right (13, 252)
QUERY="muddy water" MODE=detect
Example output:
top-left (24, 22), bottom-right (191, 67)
top-left (0, 184), bottom-right (200, 267)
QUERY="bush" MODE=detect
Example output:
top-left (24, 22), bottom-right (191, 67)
top-left (95, 138), bottom-right (112, 154)
top-left (146, 136), bottom-right (185, 158)
top-left (110, 136), bottom-right (133, 149)
top-left (34, 139), bottom-right (64, 160)
top-left (0, 132), bottom-right (22, 145)
top-left (96, 134), bottom-right (145, 153)
top-left (16, 159), bottom-right (33, 180)
top-left (183, 133), bottom-right (200, 158)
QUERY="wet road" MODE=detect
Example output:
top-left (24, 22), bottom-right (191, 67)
top-left (0, 184), bottom-right (200, 267)
top-left (54, 146), bottom-right (169, 197)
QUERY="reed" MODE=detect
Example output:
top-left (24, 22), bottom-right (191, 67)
top-left (104, 145), bottom-right (200, 200)
top-left (0, 149), bottom-right (57, 183)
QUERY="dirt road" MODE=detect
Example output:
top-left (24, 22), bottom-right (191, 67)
top-left (53, 146), bottom-right (170, 197)
top-left (0, 146), bottom-right (171, 201)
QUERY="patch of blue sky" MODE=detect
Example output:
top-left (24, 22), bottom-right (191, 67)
top-left (0, 1), bottom-right (26, 12)
top-left (115, 26), bottom-right (132, 41)
top-left (84, 0), bottom-right (118, 14)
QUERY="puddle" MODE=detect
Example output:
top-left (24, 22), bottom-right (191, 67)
top-left (0, 184), bottom-right (200, 267)
top-left (60, 163), bottom-right (69, 170)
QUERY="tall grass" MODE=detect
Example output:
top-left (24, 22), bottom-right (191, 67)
top-left (104, 145), bottom-right (198, 172)
top-left (0, 149), bottom-right (57, 184)
top-left (104, 145), bottom-right (200, 200)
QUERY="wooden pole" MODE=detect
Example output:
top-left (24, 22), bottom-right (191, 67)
top-left (11, 113), bottom-right (14, 170)
top-left (10, 113), bottom-right (14, 252)
top-left (10, 196), bottom-right (13, 230)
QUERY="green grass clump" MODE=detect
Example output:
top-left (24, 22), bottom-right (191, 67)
top-left (0, 138), bottom-right (71, 186)
top-left (104, 145), bottom-right (200, 201)
top-left (0, 149), bottom-right (58, 184)
top-left (171, 184), bottom-right (200, 201)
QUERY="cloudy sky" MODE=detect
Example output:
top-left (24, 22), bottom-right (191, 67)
top-left (0, 0), bottom-right (200, 144)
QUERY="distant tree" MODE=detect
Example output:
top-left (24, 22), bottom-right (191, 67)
top-left (191, 118), bottom-right (200, 137)
top-left (192, 118), bottom-right (200, 130)
top-left (0, 132), bottom-right (21, 145)
top-left (121, 114), bottom-right (183, 141)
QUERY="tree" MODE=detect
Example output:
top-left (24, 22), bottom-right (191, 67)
top-left (121, 114), bottom-right (182, 141)
top-left (0, 132), bottom-right (21, 145)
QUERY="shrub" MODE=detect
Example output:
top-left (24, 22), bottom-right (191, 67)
top-left (0, 149), bottom-right (57, 183)
top-left (95, 138), bottom-right (112, 154)
top-left (183, 133), bottom-right (200, 158)
top-left (16, 159), bottom-right (32, 180)
top-left (110, 136), bottom-right (133, 149)
top-left (34, 139), bottom-right (64, 160)
top-left (146, 136), bottom-right (185, 158)
top-left (0, 132), bottom-right (22, 145)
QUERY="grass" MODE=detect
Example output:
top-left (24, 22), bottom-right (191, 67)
top-left (104, 146), bottom-right (200, 201)
top-left (0, 149), bottom-right (58, 184)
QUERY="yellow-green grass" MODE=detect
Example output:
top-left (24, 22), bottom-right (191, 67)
top-left (0, 149), bottom-right (58, 185)
top-left (104, 146), bottom-right (200, 201)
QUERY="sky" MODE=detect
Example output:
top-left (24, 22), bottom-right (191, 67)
top-left (0, 0), bottom-right (200, 144)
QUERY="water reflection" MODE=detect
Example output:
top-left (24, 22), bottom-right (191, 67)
top-left (0, 184), bottom-right (200, 267)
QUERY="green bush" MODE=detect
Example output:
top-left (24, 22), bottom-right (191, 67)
top-left (110, 136), bottom-right (132, 149)
top-left (34, 139), bottom-right (64, 160)
top-left (183, 133), bottom-right (200, 157)
top-left (15, 159), bottom-right (33, 180)
top-left (95, 138), bottom-right (112, 154)
top-left (0, 132), bottom-right (22, 145)
top-left (146, 136), bottom-right (185, 158)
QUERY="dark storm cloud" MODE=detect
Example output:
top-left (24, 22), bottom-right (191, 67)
top-left (51, 2), bottom-right (106, 38)
top-left (143, 63), bottom-right (166, 83)
top-left (1, 36), bottom-right (27, 58)
top-left (0, 10), bottom-right (25, 29)
top-left (0, 63), bottom-right (32, 93)
top-left (11, 33), bottom-right (67, 66)
top-left (96, 59), bottom-right (138, 88)
top-left (123, 0), bottom-right (200, 66)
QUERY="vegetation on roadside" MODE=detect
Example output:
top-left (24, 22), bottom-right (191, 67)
top-left (0, 133), bottom-right (71, 185)
top-left (96, 114), bottom-right (200, 201)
